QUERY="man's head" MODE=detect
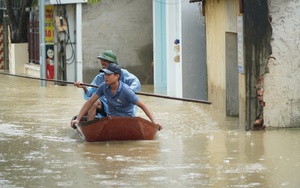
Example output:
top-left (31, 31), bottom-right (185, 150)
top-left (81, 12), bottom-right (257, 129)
top-left (100, 63), bottom-right (121, 76)
top-left (97, 50), bottom-right (117, 64)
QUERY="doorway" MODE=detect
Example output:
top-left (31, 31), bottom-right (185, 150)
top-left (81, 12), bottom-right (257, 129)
top-left (226, 32), bottom-right (239, 116)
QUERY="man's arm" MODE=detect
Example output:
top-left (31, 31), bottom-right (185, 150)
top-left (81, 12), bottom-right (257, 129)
top-left (71, 93), bottom-right (100, 128)
top-left (74, 81), bottom-right (89, 93)
top-left (136, 100), bottom-right (163, 130)
top-left (74, 73), bottom-right (104, 100)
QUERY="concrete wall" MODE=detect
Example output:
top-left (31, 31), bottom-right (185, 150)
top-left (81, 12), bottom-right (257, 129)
top-left (81, 0), bottom-right (153, 84)
top-left (205, 0), bottom-right (240, 114)
top-left (243, 0), bottom-right (272, 129)
top-left (9, 43), bottom-right (28, 75)
top-left (264, 0), bottom-right (300, 127)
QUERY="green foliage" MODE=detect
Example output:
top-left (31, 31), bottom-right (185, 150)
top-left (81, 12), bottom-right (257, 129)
top-left (88, 0), bottom-right (101, 5)
top-left (32, 0), bottom-right (38, 6)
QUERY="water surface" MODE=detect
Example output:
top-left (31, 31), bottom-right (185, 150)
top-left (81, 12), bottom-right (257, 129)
top-left (1, 74), bottom-right (300, 188)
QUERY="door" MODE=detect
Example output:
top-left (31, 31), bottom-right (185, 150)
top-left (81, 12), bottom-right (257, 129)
top-left (226, 32), bottom-right (239, 116)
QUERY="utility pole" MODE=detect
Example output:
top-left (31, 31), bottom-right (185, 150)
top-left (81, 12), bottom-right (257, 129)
top-left (39, 0), bottom-right (46, 87)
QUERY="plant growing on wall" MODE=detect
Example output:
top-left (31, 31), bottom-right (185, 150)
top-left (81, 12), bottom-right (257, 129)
top-left (88, 0), bottom-right (101, 4)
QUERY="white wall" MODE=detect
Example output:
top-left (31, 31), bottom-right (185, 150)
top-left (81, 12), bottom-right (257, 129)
top-left (9, 43), bottom-right (28, 75)
top-left (166, 0), bottom-right (182, 98)
top-left (265, 0), bottom-right (300, 127)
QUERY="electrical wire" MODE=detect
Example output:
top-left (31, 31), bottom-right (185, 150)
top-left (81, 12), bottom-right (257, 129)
top-left (64, 16), bottom-right (76, 65)
top-left (53, 0), bottom-right (76, 65)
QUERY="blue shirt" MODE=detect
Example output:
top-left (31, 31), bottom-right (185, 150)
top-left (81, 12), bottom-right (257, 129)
top-left (83, 69), bottom-right (141, 117)
top-left (95, 81), bottom-right (139, 117)
top-left (84, 69), bottom-right (141, 100)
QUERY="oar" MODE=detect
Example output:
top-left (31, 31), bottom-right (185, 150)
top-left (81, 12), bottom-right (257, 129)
top-left (0, 72), bottom-right (211, 104)
top-left (0, 71), bottom-right (96, 88)
top-left (74, 123), bottom-right (86, 141)
top-left (136, 92), bottom-right (211, 104)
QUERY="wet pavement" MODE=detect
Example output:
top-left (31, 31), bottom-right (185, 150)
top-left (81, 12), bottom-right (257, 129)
top-left (1, 73), bottom-right (300, 188)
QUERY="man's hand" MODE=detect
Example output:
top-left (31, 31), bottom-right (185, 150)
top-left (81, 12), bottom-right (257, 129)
top-left (156, 123), bottom-right (163, 131)
top-left (74, 81), bottom-right (85, 88)
top-left (71, 119), bottom-right (79, 129)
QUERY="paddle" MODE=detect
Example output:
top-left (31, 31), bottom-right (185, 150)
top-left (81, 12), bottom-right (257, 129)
top-left (136, 91), bottom-right (211, 104)
top-left (0, 72), bottom-right (211, 104)
top-left (0, 72), bottom-right (96, 88)
top-left (74, 123), bottom-right (86, 140)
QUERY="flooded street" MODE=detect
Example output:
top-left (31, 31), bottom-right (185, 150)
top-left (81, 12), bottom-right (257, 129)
top-left (1, 74), bottom-right (300, 188)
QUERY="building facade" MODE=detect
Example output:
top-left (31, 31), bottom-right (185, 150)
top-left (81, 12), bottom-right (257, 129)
top-left (194, 0), bottom-right (300, 129)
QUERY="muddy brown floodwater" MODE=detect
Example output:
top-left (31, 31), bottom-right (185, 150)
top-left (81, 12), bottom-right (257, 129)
top-left (1, 74), bottom-right (300, 188)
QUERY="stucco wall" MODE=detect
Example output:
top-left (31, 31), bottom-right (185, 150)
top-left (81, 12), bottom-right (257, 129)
top-left (205, 0), bottom-right (239, 114)
top-left (206, 0), bottom-right (226, 113)
top-left (81, 0), bottom-right (153, 84)
top-left (264, 0), bottom-right (300, 127)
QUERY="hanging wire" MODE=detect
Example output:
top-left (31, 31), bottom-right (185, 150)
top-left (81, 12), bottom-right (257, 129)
top-left (53, 0), bottom-right (76, 65)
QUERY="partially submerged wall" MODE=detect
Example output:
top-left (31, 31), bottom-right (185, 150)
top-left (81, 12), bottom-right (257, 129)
top-left (264, 0), bottom-right (300, 127)
top-left (205, 0), bottom-right (240, 114)
top-left (244, 0), bottom-right (272, 129)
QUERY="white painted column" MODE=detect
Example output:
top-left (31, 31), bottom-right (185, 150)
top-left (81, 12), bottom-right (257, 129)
top-left (166, 0), bottom-right (182, 98)
top-left (75, 3), bottom-right (83, 81)
top-left (39, 0), bottom-right (46, 86)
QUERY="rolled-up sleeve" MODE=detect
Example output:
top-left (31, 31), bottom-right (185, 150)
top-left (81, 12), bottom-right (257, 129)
top-left (121, 69), bottom-right (141, 92)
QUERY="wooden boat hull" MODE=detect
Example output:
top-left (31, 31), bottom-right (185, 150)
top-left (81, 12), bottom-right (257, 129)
top-left (76, 116), bottom-right (159, 142)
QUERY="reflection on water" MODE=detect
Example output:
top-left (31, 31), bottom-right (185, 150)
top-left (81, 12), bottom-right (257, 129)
top-left (1, 74), bottom-right (300, 187)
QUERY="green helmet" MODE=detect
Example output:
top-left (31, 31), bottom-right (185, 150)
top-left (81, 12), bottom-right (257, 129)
top-left (97, 50), bottom-right (118, 64)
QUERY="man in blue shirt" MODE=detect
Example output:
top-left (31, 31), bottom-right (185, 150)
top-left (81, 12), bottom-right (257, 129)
top-left (74, 50), bottom-right (141, 121)
top-left (71, 63), bottom-right (162, 130)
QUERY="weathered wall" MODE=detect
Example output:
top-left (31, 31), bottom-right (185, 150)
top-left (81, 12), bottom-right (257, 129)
top-left (205, 0), bottom-right (239, 114)
top-left (264, 0), bottom-right (300, 127)
top-left (244, 0), bottom-right (272, 129)
top-left (205, 0), bottom-right (225, 113)
top-left (81, 0), bottom-right (153, 84)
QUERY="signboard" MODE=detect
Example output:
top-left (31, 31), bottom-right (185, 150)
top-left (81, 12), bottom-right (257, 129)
top-left (45, 5), bottom-right (54, 44)
top-left (237, 16), bottom-right (244, 74)
top-left (45, 5), bottom-right (54, 79)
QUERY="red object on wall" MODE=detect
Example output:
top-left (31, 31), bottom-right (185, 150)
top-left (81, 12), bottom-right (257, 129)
top-left (46, 45), bottom-right (54, 79)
